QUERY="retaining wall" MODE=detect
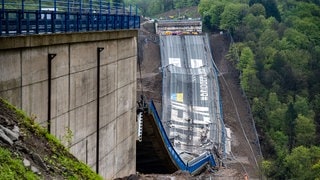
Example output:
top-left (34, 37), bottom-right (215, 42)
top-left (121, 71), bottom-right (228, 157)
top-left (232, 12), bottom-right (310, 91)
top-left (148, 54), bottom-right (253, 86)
top-left (0, 30), bottom-right (137, 179)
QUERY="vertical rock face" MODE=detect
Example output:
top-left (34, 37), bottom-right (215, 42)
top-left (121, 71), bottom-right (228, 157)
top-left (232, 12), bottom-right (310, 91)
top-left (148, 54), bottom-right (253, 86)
top-left (0, 30), bottom-right (138, 179)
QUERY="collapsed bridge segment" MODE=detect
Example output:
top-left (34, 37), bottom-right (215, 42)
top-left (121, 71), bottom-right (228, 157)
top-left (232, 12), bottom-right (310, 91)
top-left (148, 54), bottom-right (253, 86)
top-left (137, 34), bottom-right (226, 175)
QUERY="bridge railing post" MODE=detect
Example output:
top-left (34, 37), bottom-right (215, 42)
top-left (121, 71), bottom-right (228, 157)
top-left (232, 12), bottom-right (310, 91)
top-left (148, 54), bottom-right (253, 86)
top-left (64, 11), bottom-right (68, 32)
top-left (1, 0), bottom-right (4, 19)
top-left (35, 10), bottom-right (39, 34)
top-left (17, 10), bottom-right (22, 34)
top-left (26, 12), bottom-right (29, 34)
top-left (51, 11), bottom-right (55, 33)
top-left (0, 14), bottom-right (2, 36)
top-left (5, 11), bottom-right (8, 35)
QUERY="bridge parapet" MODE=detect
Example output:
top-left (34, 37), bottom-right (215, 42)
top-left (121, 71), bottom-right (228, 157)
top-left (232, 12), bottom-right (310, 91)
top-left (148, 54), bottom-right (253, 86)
top-left (0, 0), bottom-right (140, 36)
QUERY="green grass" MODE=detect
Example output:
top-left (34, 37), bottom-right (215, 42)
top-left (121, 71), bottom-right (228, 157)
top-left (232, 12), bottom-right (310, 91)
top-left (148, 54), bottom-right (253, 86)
top-left (0, 147), bottom-right (40, 179)
top-left (0, 98), bottom-right (103, 180)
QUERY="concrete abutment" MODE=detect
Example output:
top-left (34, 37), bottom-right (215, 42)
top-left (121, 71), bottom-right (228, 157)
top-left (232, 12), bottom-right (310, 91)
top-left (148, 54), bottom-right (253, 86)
top-left (0, 30), bottom-right (138, 179)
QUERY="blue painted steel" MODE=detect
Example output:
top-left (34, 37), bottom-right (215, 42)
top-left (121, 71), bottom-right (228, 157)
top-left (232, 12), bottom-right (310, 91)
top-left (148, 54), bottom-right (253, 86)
top-left (148, 100), bottom-right (216, 174)
top-left (0, 0), bottom-right (140, 36)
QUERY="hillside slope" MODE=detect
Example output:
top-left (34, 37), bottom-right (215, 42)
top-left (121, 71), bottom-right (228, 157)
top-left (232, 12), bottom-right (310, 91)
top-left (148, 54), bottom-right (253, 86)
top-left (0, 98), bottom-right (102, 179)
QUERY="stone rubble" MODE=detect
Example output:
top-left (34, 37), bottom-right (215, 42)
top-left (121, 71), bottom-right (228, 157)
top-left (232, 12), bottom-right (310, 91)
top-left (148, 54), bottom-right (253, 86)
top-left (0, 125), bottom-right (20, 146)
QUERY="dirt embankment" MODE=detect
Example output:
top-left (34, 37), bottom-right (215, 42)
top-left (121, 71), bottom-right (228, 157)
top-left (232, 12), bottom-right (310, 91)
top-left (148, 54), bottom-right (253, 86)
top-left (210, 33), bottom-right (263, 179)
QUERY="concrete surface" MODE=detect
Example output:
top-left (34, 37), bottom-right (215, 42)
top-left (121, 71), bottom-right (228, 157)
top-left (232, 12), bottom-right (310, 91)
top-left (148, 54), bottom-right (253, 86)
top-left (0, 30), bottom-right (138, 179)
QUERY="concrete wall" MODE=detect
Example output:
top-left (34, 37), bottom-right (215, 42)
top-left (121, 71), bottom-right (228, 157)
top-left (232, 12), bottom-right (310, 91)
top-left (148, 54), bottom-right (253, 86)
top-left (0, 30), bottom-right (137, 179)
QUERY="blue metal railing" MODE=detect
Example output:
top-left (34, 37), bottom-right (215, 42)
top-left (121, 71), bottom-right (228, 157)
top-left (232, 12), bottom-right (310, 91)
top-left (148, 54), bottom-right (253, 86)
top-left (148, 100), bottom-right (216, 174)
top-left (0, 0), bottom-right (140, 36)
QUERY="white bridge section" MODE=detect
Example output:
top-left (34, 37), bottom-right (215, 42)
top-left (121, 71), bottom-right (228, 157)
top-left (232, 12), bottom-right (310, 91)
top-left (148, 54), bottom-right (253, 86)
top-left (160, 35), bottom-right (226, 165)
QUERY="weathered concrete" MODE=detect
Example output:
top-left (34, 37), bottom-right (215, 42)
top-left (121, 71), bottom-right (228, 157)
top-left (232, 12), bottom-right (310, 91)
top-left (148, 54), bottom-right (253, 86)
top-left (0, 30), bottom-right (138, 179)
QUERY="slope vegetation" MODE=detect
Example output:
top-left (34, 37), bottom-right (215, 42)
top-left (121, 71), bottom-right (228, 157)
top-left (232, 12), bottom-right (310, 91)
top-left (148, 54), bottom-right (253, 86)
top-left (0, 98), bottom-right (102, 179)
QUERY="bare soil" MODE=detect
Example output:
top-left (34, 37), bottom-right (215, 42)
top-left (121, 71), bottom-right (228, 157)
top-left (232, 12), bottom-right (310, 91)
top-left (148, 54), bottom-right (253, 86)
top-left (210, 34), bottom-right (262, 179)
top-left (136, 22), bottom-right (263, 179)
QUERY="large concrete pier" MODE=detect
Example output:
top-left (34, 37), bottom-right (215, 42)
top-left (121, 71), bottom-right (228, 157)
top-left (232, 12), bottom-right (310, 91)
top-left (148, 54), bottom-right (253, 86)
top-left (0, 30), bottom-right (137, 179)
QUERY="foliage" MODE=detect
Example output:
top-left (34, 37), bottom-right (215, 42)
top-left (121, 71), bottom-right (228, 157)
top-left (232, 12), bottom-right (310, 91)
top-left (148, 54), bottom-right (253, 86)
top-left (284, 146), bottom-right (320, 179)
top-left (295, 114), bottom-right (316, 147)
top-left (220, 3), bottom-right (249, 32)
top-left (0, 147), bottom-right (40, 179)
top-left (199, 0), bottom-right (320, 178)
top-left (1, 98), bottom-right (103, 180)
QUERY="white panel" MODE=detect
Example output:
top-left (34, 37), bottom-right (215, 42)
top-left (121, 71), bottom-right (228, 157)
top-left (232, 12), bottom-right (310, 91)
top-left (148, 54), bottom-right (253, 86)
top-left (169, 58), bottom-right (181, 67)
top-left (191, 59), bottom-right (203, 68)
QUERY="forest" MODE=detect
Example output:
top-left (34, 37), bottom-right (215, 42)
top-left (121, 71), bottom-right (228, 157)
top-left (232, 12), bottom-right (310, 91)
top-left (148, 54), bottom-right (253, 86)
top-left (198, 0), bottom-right (320, 178)
top-left (129, 0), bottom-right (320, 178)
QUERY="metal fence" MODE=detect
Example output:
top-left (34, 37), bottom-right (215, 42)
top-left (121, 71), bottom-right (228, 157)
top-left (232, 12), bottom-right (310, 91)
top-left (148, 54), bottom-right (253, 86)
top-left (0, 0), bottom-right (140, 36)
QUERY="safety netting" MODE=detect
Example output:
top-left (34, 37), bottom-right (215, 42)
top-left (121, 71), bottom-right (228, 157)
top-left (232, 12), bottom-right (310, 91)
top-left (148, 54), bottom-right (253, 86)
top-left (160, 35), bottom-right (225, 165)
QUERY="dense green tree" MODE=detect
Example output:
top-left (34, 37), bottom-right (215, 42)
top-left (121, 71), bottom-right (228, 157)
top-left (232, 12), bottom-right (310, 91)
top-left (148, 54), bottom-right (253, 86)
top-left (200, 0), bottom-right (320, 177)
top-left (295, 114), bottom-right (316, 146)
top-left (249, 3), bottom-right (265, 17)
top-left (285, 146), bottom-right (320, 179)
top-left (269, 106), bottom-right (287, 131)
top-left (220, 3), bottom-right (249, 32)
top-left (294, 95), bottom-right (314, 118)
top-left (249, 0), bottom-right (281, 21)
top-left (198, 0), bottom-right (225, 31)
top-left (285, 103), bottom-right (297, 151)
top-left (238, 46), bottom-right (254, 71)
top-left (252, 97), bottom-right (267, 128)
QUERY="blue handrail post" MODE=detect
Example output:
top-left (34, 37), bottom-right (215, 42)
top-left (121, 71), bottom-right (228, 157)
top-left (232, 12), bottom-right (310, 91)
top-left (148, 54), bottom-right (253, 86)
top-left (51, 11), bottom-right (55, 33)
top-left (79, 0), bottom-right (82, 15)
top-left (136, 5), bottom-right (138, 16)
top-left (89, 0), bottom-right (92, 30)
top-left (21, 0), bottom-right (24, 18)
top-left (108, 2), bottom-right (110, 14)
top-left (122, 3), bottom-right (125, 14)
top-left (67, 0), bottom-right (70, 31)
top-left (5, 12), bottom-right (8, 34)
top-left (0, 15), bottom-right (2, 36)
top-left (17, 10), bottom-right (22, 34)
top-left (98, 0), bottom-right (101, 30)
top-left (38, 0), bottom-right (41, 14)
top-left (1, 0), bottom-right (4, 21)
top-left (67, 0), bottom-right (70, 15)
top-left (54, 0), bottom-right (56, 13)
top-left (26, 13), bottom-right (29, 34)
top-left (135, 5), bottom-right (138, 28)
top-left (99, 0), bottom-right (102, 15)
top-left (79, 0), bottom-right (82, 31)
top-left (1, 0), bottom-right (4, 14)
top-left (35, 10), bottom-right (39, 34)
top-left (116, 2), bottom-right (118, 15)
top-left (89, 0), bottom-right (92, 14)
